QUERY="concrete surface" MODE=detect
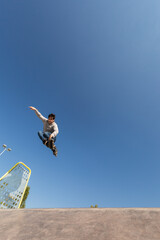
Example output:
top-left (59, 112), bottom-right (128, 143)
top-left (0, 208), bottom-right (160, 240)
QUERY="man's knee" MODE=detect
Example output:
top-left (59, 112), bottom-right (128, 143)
top-left (38, 131), bottom-right (43, 139)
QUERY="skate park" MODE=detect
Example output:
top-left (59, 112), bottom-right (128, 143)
top-left (1, 208), bottom-right (160, 240)
top-left (1, 0), bottom-right (160, 239)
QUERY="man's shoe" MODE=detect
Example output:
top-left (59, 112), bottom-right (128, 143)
top-left (43, 140), bottom-right (48, 146)
top-left (50, 139), bottom-right (56, 149)
top-left (53, 148), bottom-right (58, 157)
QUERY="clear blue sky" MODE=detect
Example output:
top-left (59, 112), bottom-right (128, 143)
top-left (0, 0), bottom-right (160, 208)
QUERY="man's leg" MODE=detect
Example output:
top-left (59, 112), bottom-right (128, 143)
top-left (38, 131), bottom-right (44, 141)
top-left (38, 131), bottom-right (48, 145)
top-left (43, 133), bottom-right (56, 144)
top-left (44, 133), bottom-right (57, 156)
top-left (44, 132), bottom-right (54, 146)
top-left (50, 137), bottom-right (57, 156)
top-left (39, 132), bottom-right (58, 156)
top-left (43, 132), bottom-right (51, 140)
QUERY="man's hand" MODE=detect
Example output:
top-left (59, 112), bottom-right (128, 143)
top-left (29, 106), bottom-right (37, 111)
top-left (48, 135), bottom-right (52, 141)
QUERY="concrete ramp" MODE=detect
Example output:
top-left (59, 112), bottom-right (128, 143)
top-left (0, 208), bottom-right (160, 240)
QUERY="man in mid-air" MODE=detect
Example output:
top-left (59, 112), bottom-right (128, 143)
top-left (29, 106), bottom-right (59, 157)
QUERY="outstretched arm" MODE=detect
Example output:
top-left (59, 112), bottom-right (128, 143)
top-left (29, 106), bottom-right (47, 122)
top-left (29, 106), bottom-right (37, 111)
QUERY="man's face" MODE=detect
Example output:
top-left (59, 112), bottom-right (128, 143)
top-left (48, 117), bottom-right (54, 125)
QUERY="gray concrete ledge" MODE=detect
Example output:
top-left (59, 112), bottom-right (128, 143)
top-left (0, 208), bottom-right (160, 240)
